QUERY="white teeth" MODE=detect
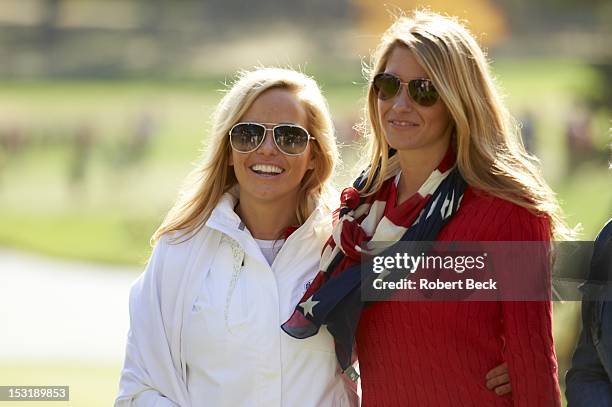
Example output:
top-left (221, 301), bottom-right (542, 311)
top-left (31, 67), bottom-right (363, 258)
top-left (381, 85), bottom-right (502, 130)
top-left (250, 164), bottom-right (284, 174)
top-left (391, 120), bottom-right (417, 127)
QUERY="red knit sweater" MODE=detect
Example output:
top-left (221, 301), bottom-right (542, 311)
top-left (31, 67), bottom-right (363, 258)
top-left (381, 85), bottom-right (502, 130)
top-left (356, 187), bottom-right (561, 406)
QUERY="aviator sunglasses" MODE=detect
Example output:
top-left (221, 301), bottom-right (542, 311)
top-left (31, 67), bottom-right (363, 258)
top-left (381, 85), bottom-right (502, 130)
top-left (372, 72), bottom-right (439, 107)
top-left (229, 122), bottom-right (315, 156)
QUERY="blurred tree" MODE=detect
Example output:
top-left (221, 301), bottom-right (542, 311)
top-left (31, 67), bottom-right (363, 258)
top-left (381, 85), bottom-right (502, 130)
top-left (351, 0), bottom-right (508, 52)
top-left (40, 0), bottom-right (60, 43)
top-left (137, 0), bottom-right (163, 35)
top-left (204, 0), bottom-right (350, 23)
top-left (40, 0), bottom-right (61, 75)
top-left (0, 0), bottom-right (608, 78)
top-left (136, 0), bottom-right (165, 72)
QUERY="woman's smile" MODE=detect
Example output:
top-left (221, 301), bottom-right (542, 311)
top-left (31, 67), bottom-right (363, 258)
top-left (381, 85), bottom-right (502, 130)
top-left (249, 163), bottom-right (285, 177)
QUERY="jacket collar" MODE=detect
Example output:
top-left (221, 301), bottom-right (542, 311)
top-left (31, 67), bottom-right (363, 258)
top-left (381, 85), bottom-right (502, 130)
top-left (206, 187), bottom-right (243, 235)
top-left (205, 187), bottom-right (331, 265)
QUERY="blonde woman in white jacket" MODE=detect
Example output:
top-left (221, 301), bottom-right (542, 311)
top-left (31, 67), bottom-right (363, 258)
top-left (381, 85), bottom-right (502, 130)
top-left (115, 68), bottom-right (357, 407)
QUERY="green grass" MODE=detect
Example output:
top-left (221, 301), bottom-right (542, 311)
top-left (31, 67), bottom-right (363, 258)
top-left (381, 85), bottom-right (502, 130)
top-left (0, 211), bottom-right (156, 265)
top-left (0, 362), bottom-right (121, 407)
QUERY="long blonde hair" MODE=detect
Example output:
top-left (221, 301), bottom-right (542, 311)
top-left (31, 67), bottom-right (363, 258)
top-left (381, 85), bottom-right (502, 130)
top-left (152, 67), bottom-right (338, 244)
top-left (360, 10), bottom-right (573, 239)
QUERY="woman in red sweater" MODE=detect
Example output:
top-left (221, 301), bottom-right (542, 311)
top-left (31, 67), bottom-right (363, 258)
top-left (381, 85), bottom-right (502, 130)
top-left (283, 10), bottom-right (572, 406)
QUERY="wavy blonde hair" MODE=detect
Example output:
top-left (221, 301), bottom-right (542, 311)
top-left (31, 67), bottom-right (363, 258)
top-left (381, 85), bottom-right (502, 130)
top-left (152, 67), bottom-right (338, 244)
top-left (359, 10), bottom-right (573, 239)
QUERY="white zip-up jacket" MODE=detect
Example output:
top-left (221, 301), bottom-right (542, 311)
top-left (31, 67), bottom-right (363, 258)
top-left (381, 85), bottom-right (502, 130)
top-left (115, 192), bottom-right (357, 407)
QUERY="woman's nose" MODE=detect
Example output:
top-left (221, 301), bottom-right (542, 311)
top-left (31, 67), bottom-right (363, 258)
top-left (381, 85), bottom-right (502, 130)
top-left (392, 84), bottom-right (414, 112)
top-left (256, 128), bottom-right (278, 155)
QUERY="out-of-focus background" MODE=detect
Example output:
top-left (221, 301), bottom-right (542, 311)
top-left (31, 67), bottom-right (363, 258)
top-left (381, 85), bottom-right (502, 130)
top-left (0, 0), bottom-right (610, 405)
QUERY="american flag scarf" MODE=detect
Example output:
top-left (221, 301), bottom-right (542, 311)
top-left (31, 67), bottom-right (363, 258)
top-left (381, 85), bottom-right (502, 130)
top-left (281, 147), bottom-right (467, 381)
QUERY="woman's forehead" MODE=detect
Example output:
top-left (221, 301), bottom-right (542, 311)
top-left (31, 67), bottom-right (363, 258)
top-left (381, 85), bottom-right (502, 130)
top-left (383, 46), bottom-right (429, 80)
top-left (241, 88), bottom-right (308, 126)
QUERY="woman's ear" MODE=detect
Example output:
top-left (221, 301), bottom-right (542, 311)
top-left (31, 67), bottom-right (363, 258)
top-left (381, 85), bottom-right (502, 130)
top-left (307, 143), bottom-right (316, 170)
top-left (307, 155), bottom-right (315, 170)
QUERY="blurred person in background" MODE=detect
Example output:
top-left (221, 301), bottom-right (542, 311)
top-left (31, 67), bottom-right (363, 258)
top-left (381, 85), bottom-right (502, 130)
top-left (565, 103), bottom-right (596, 175)
top-left (115, 67), bottom-right (358, 407)
top-left (566, 218), bottom-right (612, 405)
top-left (283, 10), bottom-right (571, 406)
top-left (519, 110), bottom-right (536, 154)
top-left (68, 121), bottom-right (94, 192)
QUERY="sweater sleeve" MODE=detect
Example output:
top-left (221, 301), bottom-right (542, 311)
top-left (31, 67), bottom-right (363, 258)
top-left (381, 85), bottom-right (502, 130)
top-left (495, 205), bottom-right (561, 406)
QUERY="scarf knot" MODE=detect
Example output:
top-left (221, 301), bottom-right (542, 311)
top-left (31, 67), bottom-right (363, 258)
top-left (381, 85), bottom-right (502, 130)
top-left (340, 187), bottom-right (361, 213)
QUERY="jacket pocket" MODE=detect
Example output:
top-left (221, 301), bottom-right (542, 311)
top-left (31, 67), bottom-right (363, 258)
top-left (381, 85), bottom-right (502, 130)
top-left (189, 266), bottom-right (252, 343)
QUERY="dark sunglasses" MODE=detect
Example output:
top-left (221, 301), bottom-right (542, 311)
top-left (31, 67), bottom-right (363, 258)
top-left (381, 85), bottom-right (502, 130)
top-left (229, 122), bottom-right (315, 156)
top-left (372, 72), bottom-right (439, 107)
